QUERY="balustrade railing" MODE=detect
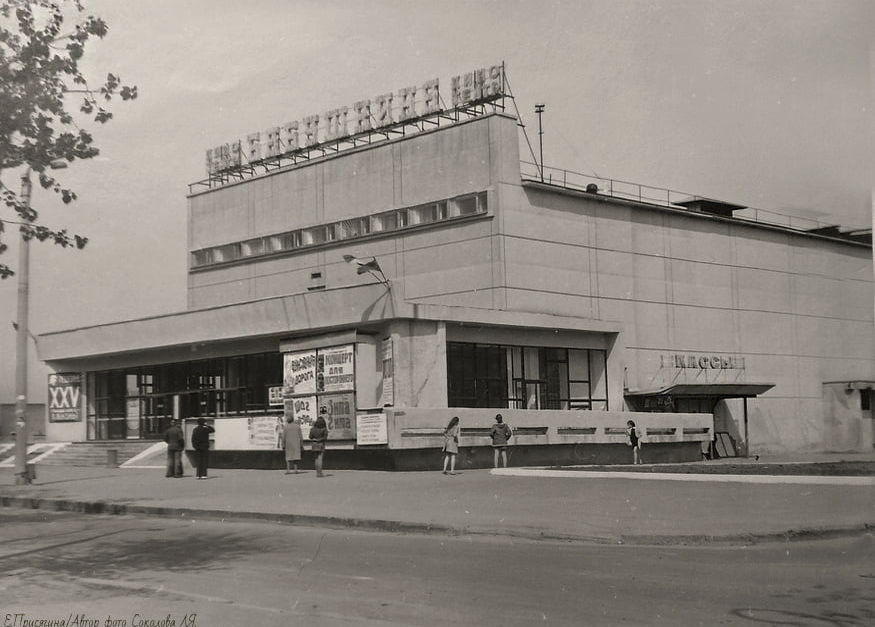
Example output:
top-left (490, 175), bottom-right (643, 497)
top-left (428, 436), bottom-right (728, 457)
top-left (520, 160), bottom-right (841, 235)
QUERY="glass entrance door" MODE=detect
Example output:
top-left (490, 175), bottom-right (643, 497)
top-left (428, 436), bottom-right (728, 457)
top-left (96, 416), bottom-right (127, 439)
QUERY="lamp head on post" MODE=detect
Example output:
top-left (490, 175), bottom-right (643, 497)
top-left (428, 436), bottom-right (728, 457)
top-left (342, 254), bottom-right (390, 288)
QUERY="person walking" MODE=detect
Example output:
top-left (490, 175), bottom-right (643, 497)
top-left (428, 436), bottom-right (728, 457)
top-left (490, 413), bottom-right (513, 468)
top-left (442, 416), bottom-right (460, 475)
top-left (309, 409), bottom-right (329, 477)
top-left (162, 419), bottom-right (185, 478)
top-left (626, 419), bottom-right (643, 464)
top-left (283, 415), bottom-right (303, 474)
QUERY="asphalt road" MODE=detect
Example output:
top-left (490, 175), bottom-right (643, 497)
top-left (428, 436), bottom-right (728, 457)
top-left (2, 509), bottom-right (874, 627)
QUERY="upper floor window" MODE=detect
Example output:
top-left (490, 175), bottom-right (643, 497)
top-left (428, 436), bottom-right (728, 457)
top-left (214, 243), bottom-right (241, 263)
top-left (241, 238), bottom-right (265, 256)
top-left (454, 194), bottom-right (482, 216)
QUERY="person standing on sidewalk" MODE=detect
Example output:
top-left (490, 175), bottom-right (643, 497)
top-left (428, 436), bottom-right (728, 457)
top-left (442, 416), bottom-right (460, 475)
top-left (490, 413), bottom-right (513, 468)
top-left (309, 408), bottom-right (329, 477)
top-left (162, 419), bottom-right (185, 478)
top-left (283, 415), bottom-right (303, 474)
top-left (626, 419), bottom-right (643, 465)
top-left (191, 418), bottom-right (215, 480)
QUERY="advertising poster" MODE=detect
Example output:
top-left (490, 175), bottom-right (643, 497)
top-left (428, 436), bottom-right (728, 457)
top-left (247, 415), bottom-right (284, 449)
top-left (321, 392), bottom-right (356, 440)
top-left (356, 413), bottom-right (388, 446)
top-left (47, 373), bottom-right (82, 423)
top-left (268, 385), bottom-right (284, 407)
top-left (291, 395), bottom-right (317, 434)
top-left (380, 337), bottom-right (394, 407)
top-left (284, 350), bottom-right (317, 395)
top-left (320, 344), bottom-right (355, 393)
top-left (125, 398), bottom-right (141, 438)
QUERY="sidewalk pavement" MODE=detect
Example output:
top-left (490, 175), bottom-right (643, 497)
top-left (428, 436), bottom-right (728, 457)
top-left (1, 452), bottom-right (873, 546)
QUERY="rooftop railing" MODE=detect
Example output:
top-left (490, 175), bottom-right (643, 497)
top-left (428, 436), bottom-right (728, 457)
top-left (520, 160), bottom-right (866, 237)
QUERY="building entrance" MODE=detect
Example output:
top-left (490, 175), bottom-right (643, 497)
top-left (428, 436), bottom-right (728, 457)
top-left (87, 352), bottom-right (283, 441)
top-left (625, 382), bottom-right (775, 459)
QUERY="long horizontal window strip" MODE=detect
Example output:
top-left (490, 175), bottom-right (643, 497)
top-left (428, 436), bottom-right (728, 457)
top-left (191, 192), bottom-right (486, 269)
top-left (188, 231), bottom-right (497, 296)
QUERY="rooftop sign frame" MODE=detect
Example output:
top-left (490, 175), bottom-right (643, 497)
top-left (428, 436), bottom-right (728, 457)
top-left (190, 63), bottom-right (507, 192)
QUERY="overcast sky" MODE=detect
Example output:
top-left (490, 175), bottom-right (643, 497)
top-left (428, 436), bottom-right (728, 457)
top-left (1, 0), bottom-right (872, 399)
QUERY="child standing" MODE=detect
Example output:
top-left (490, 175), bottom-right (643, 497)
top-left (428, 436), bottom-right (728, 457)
top-left (626, 420), bottom-right (643, 464)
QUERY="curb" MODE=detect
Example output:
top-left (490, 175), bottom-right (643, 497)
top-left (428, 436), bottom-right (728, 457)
top-left (0, 494), bottom-right (459, 537)
top-left (615, 524), bottom-right (875, 547)
top-left (2, 494), bottom-right (873, 547)
top-left (492, 467), bottom-right (875, 485)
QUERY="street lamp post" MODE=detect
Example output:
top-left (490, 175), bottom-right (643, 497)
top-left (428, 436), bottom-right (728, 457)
top-left (13, 161), bottom-right (66, 485)
top-left (13, 167), bottom-right (34, 485)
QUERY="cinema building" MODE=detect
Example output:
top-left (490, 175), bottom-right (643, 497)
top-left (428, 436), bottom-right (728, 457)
top-left (34, 65), bottom-right (875, 469)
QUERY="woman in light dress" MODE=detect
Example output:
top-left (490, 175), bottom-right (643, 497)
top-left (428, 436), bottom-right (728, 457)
top-left (442, 416), bottom-right (460, 475)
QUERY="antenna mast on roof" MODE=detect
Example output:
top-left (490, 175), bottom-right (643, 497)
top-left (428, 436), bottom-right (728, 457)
top-left (535, 103), bottom-right (545, 182)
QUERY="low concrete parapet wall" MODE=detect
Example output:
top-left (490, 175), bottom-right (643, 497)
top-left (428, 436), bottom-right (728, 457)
top-left (195, 409), bottom-right (712, 471)
top-left (388, 407), bottom-right (711, 451)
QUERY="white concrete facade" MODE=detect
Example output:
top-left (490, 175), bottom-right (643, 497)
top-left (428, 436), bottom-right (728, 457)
top-left (36, 110), bottom-right (874, 457)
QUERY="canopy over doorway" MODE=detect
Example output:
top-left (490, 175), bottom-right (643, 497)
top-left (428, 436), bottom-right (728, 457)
top-left (625, 382), bottom-right (775, 457)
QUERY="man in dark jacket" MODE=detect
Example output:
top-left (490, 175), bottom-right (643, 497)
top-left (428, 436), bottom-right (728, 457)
top-left (163, 419), bottom-right (185, 478)
top-left (191, 418), bottom-right (216, 479)
top-left (490, 413), bottom-right (513, 468)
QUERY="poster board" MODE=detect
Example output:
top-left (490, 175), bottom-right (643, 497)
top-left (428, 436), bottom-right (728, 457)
top-left (290, 395), bottom-right (317, 434)
top-left (356, 413), bottom-right (388, 445)
top-left (321, 392), bottom-right (356, 440)
top-left (320, 344), bottom-right (355, 392)
top-left (283, 344), bottom-right (357, 440)
top-left (380, 338), bottom-right (394, 407)
top-left (47, 373), bottom-right (82, 423)
top-left (284, 350), bottom-right (318, 395)
top-left (212, 416), bottom-right (284, 450)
